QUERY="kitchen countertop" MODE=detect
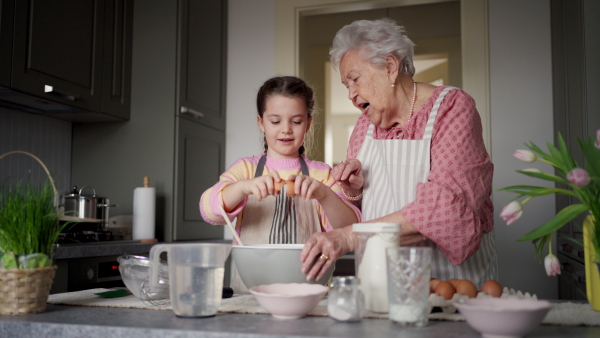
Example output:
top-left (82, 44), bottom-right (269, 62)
top-left (1, 303), bottom-right (599, 337)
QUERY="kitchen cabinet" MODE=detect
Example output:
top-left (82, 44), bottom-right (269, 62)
top-left (551, 0), bottom-right (600, 300)
top-left (174, 116), bottom-right (225, 240)
top-left (172, 0), bottom-right (227, 240)
top-left (0, 0), bottom-right (132, 121)
top-left (178, 0), bottom-right (226, 130)
top-left (71, 0), bottom-right (227, 243)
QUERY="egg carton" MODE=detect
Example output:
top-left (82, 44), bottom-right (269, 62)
top-left (428, 287), bottom-right (538, 314)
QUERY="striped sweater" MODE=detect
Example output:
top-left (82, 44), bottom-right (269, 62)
top-left (199, 154), bottom-right (361, 236)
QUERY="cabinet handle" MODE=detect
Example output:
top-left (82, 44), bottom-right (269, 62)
top-left (44, 85), bottom-right (78, 101)
top-left (180, 106), bottom-right (204, 118)
top-left (560, 244), bottom-right (572, 253)
top-left (561, 262), bottom-right (573, 273)
top-left (574, 271), bottom-right (586, 284)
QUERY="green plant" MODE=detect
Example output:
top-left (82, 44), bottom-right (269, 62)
top-left (498, 131), bottom-right (600, 275)
top-left (0, 151), bottom-right (69, 269)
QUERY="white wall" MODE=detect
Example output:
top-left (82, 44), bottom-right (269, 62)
top-left (225, 0), bottom-right (277, 239)
top-left (489, 0), bottom-right (557, 299)
top-left (227, 0), bottom-right (558, 299)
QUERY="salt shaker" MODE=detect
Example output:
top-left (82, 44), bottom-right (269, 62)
top-left (353, 222), bottom-right (401, 313)
top-left (327, 276), bottom-right (365, 322)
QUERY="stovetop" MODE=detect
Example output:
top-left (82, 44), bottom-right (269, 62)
top-left (57, 230), bottom-right (115, 244)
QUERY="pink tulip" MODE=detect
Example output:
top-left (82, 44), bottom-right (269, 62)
top-left (544, 253), bottom-right (561, 276)
top-left (596, 129), bottom-right (600, 149)
top-left (567, 168), bottom-right (591, 187)
top-left (514, 150), bottom-right (536, 163)
top-left (500, 201), bottom-right (523, 225)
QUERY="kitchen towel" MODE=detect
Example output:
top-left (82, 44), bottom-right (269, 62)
top-left (133, 185), bottom-right (155, 240)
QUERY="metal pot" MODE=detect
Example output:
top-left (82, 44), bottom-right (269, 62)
top-left (60, 186), bottom-right (117, 229)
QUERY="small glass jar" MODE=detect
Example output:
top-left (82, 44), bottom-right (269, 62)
top-left (327, 276), bottom-right (365, 322)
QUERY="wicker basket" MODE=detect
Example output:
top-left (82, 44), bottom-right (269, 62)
top-left (0, 265), bottom-right (57, 315)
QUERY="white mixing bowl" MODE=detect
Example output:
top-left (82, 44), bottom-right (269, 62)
top-left (232, 244), bottom-right (335, 289)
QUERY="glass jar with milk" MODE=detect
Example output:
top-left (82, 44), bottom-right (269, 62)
top-left (352, 222), bottom-right (401, 313)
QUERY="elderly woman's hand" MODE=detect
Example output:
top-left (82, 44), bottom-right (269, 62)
top-left (300, 227), bottom-right (354, 281)
top-left (332, 158), bottom-right (364, 191)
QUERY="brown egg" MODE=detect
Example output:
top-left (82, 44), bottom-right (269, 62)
top-left (481, 280), bottom-right (503, 297)
top-left (286, 179), bottom-right (296, 197)
top-left (430, 278), bottom-right (441, 293)
top-left (274, 179), bottom-right (287, 194)
top-left (456, 280), bottom-right (478, 298)
top-left (448, 278), bottom-right (462, 288)
top-left (434, 281), bottom-right (456, 300)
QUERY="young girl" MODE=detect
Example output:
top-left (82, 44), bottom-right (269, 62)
top-left (200, 76), bottom-right (360, 291)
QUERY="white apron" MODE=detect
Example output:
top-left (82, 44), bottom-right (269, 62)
top-left (356, 86), bottom-right (498, 287)
top-left (230, 155), bottom-right (322, 293)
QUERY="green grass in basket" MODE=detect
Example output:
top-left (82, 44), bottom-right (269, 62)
top-left (0, 179), bottom-right (68, 269)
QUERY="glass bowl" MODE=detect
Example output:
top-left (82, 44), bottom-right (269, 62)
top-left (117, 254), bottom-right (169, 300)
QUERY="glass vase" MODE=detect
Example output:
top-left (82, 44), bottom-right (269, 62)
top-left (583, 215), bottom-right (600, 311)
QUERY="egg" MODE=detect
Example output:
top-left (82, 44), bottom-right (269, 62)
top-left (434, 281), bottom-right (456, 300)
top-left (448, 278), bottom-right (462, 288)
top-left (456, 280), bottom-right (477, 298)
top-left (429, 278), bottom-right (441, 293)
top-left (286, 179), bottom-right (296, 197)
top-left (481, 280), bottom-right (502, 297)
top-left (274, 179), bottom-right (287, 194)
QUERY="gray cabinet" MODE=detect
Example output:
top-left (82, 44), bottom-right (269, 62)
top-left (173, 0), bottom-right (227, 240)
top-left (551, 0), bottom-right (600, 300)
top-left (0, 0), bottom-right (132, 121)
top-left (71, 0), bottom-right (226, 243)
top-left (178, 0), bottom-right (227, 130)
top-left (174, 117), bottom-right (226, 240)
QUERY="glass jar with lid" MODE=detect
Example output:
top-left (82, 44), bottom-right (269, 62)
top-left (327, 276), bottom-right (365, 322)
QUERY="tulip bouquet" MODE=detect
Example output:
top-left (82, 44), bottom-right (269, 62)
top-left (498, 130), bottom-right (600, 276)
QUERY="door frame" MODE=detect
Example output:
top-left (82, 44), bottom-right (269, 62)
top-left (275, 0), bottom-right (491, 153)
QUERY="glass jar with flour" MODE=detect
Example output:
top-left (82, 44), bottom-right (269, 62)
top-left (352, 222), bottom-right (401, 313)
top-left (327, 276), bottom-right (365, 322)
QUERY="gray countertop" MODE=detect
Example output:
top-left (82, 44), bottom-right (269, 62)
top-left (0, 304), bottom-right (598, 338)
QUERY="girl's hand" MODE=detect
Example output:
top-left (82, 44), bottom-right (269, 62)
top-left (287, 175), bottom-right (328, 201)
top-left (332, 158), bottom-right (364, 191)
top-left (242, 171), bottom-right (283, 201)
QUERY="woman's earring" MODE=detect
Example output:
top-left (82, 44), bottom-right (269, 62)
top-left (391, 83), bottom-right (395, 87)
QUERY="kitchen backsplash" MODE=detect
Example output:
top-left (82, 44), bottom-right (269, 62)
top-left (0, 107), bottom-right (72, 194)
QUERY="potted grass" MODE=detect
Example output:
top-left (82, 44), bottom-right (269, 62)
top-left (0, 151), bottom-right (70, 315)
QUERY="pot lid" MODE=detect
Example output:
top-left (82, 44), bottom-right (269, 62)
top-left (62, 185), bottom-right (99, 197)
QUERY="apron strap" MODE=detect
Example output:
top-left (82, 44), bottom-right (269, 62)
top-left (424, 86), bottom-right (455, 138)
top-left (254, 154), bottom-right (310, 177)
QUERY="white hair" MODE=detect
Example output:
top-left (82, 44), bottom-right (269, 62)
top-left (329, 18), bottom-right (416, 76)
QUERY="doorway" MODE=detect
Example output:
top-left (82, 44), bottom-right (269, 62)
top-left (298, 1), bottom-right (461, 164)
top-left (275, 0), bottom-right (490, 164)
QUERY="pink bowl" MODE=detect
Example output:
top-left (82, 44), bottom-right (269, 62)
top-left (453, 298), bottom-right (552, 338)
top-left (250, 283), bottom-right (329, 319)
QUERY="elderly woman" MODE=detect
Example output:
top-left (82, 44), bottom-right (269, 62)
top-left (300, 18), bottom-right (498, 287)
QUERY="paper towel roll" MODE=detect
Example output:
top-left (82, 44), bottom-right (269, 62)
top-left (133, 187), bottom-right (155, 240)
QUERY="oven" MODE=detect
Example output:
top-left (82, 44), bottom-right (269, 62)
top-left (50, 237), bottom-right (157, 294)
